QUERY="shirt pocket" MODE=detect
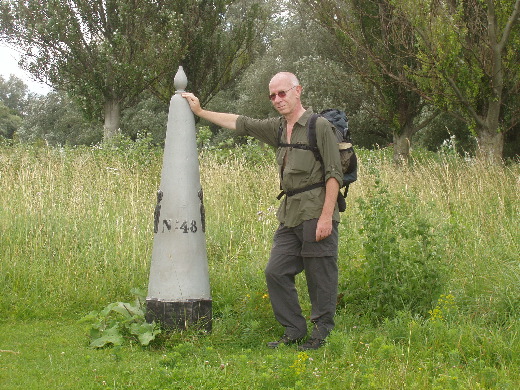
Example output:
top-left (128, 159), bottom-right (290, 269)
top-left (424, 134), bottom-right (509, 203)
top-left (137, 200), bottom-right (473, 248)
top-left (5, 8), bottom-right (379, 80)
top-left (302, 218), bottom-right (318, 243)
top-left (285, 147), bottom-right (315, 175)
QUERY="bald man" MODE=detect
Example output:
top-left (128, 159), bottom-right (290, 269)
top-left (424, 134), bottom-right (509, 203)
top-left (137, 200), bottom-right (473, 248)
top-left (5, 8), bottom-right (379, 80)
top-left (183, 72), bottom-right (343, 350)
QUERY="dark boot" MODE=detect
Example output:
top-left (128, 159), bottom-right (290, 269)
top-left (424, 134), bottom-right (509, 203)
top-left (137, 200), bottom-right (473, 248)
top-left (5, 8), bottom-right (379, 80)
top-left (267, 334), bottom-right (304, 348)
top-left (297, 338), bottom-right (326, 351)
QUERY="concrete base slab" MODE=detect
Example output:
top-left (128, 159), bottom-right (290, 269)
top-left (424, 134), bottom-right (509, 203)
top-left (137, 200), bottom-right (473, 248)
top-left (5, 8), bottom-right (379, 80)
top-left (145, 298), bottom-right (212, 332)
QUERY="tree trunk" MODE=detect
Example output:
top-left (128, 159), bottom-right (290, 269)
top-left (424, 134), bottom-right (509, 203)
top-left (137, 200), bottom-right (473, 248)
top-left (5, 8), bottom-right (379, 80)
top-left (103, 98), bottom-right (121, 140)
top-left (392, 126), bottom-right (414, 164)
top-left (476, 128), bottom-right (504, 164)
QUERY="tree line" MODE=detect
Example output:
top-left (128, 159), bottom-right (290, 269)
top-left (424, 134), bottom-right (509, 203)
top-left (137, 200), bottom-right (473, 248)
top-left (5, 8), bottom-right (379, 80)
top-left (1, 0), bottom-right (519, 162)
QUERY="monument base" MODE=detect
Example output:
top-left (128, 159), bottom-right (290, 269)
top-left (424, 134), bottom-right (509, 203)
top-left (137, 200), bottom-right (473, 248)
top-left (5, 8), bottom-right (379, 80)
top-left (145, 298), bottom-right (212, 332)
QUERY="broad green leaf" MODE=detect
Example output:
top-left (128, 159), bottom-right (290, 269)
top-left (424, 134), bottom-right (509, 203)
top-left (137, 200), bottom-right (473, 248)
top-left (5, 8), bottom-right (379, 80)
top-left (129, 322), bottom-right (161, 346)
top-left (89, 325), bottom-right (124, 348)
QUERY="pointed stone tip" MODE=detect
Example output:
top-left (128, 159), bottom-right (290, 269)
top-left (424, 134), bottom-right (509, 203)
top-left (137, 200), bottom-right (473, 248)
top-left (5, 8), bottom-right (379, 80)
top-left (174, 66), bottom-right (188, 92)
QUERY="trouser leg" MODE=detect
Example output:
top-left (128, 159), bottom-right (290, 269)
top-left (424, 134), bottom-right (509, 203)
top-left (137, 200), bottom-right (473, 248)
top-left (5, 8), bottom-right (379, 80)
top-left (265, 226), bottom-right (307, 339)
top-left (265, 221), bottom-right (339, 340)
top-left (304, 255), bottom-right (338, 339)
top-left (265, 251), bottom-right (307, 339)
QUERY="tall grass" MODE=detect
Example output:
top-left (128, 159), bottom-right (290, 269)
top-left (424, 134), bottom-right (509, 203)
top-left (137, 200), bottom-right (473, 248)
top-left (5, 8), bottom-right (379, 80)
top-left (0, 142), bottom-right (161, 319)
top-left (1, 141), bottom-right (519, 388)
top-left (1, 143), bottom-right (518, 324)
top-left (406, 156), bottom-right (520, 323)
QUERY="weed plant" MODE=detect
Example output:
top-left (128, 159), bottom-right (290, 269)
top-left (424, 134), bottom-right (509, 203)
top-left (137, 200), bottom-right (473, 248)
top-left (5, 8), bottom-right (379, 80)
top-left (341, 168), bottom-right (446, 322)
top-left (1, 140), bottom-right (519, 389)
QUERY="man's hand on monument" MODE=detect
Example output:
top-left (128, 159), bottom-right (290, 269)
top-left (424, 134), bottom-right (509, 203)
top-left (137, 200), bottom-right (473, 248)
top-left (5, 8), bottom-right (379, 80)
top-left (181, 92), bottom-right (239, 130)
top-left (182, 93), bottom-right (202, 116)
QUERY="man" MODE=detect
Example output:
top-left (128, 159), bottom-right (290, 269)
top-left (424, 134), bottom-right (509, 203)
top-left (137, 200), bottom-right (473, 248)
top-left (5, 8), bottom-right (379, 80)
top-left (182, 72), bottom-right (343, 350)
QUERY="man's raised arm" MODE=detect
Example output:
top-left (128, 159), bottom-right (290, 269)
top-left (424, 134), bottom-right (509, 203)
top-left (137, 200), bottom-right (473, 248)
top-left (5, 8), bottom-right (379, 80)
top-left (182, 93), bottom-right (239, 130)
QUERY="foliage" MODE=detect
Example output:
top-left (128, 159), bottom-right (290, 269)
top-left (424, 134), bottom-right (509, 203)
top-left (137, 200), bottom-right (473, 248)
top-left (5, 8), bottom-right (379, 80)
top-left (0, 100), bottom-right (22, 138)
top-left (341, 170), bottom-right (446, 322)
top-left (156, 0), bottom-right (271, 108)
top-left (295, 0), bottom-right (520, 161)
top-left (79, 288), bottom-right (161, 348)
top-left (0, 0), bottom-right (271, 138)
top-left (120, 93), bottom-right (168, 145)
top-left (207, 7), bottom-right (376, 149)
top-left (0, 74), bottom-right (29, 138)
top-left (504, 123), bottom-right (520, 160)
top-left (2, 2), bottom-right (519, 157)
top-left (413, 112), bottom-right (476, 156)
top-left (297, 0), bottom-right (436, 163)
top-left (93, 130), bottom-right (162, 167)
top-left (393, 0), bottom-right (520, 161)
top-left (0, 0), bottom-right (181, 134)
top-left (197, 133), bottom-right (276, 167)
top-left (228, 15), bottom-right (364, 118)
top-left (348, 100), bottom-right (394, 149)
top-left (11, 87), bottom-right (167, 146)
top-left (17, 91), bottom-right (102, 145)
top-left (0, 74), bottom-right (29, 115)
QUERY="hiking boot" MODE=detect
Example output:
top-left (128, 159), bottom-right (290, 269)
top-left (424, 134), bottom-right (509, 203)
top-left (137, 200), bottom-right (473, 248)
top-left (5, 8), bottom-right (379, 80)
top-left (267, 334), bottom-right (304, 349)
top-left (297, 338), bottom-right (326, 351)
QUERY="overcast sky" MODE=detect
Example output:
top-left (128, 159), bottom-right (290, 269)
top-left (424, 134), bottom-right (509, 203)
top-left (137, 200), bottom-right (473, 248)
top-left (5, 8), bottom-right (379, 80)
top-left (0, 44), bottom-right (51, 95)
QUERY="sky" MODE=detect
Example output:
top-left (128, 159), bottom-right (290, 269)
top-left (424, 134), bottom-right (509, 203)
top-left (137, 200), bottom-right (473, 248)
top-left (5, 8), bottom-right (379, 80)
top-left (0, 44), bottom-right (52, 95)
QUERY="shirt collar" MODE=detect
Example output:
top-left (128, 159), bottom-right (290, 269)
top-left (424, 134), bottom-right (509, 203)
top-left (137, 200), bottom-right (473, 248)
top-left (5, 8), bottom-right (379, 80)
top-left (297, 108), bottom-right (314, 127)
top-left (283, 107), bottom-right (314, 127)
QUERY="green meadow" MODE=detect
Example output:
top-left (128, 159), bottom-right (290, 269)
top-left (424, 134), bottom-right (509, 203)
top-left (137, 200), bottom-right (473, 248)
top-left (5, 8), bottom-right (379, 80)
top-left (1, 139), bottom-right (519, 389)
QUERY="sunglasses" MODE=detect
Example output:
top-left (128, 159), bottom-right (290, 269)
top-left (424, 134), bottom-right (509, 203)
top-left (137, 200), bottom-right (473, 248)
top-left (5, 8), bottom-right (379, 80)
top-left (269, 85), bottom-right (297, 101)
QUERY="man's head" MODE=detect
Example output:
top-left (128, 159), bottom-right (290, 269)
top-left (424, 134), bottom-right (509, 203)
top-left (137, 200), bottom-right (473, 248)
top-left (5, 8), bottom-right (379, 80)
top-left (268, 72), bottom-right (304, 118)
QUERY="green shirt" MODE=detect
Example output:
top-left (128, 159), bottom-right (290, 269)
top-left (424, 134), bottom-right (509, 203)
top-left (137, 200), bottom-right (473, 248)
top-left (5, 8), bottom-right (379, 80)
top-left (236, 109), bottom-right (343, 228)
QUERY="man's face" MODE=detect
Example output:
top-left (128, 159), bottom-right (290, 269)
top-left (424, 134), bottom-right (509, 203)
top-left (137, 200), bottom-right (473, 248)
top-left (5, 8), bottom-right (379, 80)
top-left (268, 77), bottom-right (301, 116)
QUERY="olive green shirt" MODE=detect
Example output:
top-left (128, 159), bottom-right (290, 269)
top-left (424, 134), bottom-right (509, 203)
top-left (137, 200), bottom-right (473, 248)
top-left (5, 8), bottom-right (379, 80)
top-left (236, 109), bottom-right (343, 228)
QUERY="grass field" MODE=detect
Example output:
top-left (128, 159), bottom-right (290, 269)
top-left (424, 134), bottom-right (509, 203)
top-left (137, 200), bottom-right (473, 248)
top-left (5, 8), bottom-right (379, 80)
top-left (1, 140), bottom-right (519, 389)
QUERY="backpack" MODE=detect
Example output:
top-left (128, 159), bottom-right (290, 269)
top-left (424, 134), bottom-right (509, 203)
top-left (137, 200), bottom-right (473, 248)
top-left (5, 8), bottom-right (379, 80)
top-left (277, 109), bottom-right (358, 212)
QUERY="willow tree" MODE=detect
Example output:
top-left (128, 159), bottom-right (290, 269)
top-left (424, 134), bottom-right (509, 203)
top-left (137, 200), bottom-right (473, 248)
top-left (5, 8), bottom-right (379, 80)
top-left (299, 0), bottom-right (438, 163)
top-left (394, 0), bottom-right (520, 162)
top-left (0, 0), bottom-right (268, 140)
top-left (154, 0), bottom-right (270, 109)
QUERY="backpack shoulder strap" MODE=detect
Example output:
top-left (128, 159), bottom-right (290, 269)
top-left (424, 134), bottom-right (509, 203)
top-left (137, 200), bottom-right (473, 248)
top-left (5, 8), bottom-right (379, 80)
top-left (277, 121), bottom-right (283, 147)
top-left (306, 113), bottom-right (323, 163)
top-left (307, 114), bottom-right (319, 147)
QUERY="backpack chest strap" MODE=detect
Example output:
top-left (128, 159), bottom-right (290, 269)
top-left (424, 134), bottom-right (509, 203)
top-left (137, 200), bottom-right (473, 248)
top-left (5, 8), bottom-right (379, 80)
top-left (276, 181), bottom-right (325, 200)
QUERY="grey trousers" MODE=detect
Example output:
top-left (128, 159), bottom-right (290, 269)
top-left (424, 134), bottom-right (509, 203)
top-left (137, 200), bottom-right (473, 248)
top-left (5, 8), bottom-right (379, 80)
top-left (265, 219), bottom-right (339, 340)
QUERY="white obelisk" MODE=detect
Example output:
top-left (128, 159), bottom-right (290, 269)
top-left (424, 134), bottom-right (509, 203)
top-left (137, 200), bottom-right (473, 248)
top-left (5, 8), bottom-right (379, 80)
top-left (146, 66), bottom-right (211, 331)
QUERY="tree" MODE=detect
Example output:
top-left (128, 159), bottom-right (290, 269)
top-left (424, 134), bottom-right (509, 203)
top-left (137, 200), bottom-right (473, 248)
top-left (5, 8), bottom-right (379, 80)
top-left (1, 0), bottom-right (269, 140)
top-left (18, 91), bottom-right (102, 145)
top-left (0, 100), bottom-right (22, 138)
top-left (0, 74), bottom-right (28, 138)
top-left (120, 93), bottom-right (168, 145)
top-left (299, 0), bottom-right (439, 163)
top-left (392, 0), bottom-right (520, 162)
top-left (153, 0), bottom-right (271, 109)
top-left (0, 74), bottom-right (29, 115)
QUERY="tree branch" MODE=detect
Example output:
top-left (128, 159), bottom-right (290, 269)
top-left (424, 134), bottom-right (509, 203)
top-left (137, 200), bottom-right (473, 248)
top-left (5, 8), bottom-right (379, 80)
top-left (413, 109), bottom-right (440, 133)
top-left (443, 72), bottom-right (487, 129)
top-left (496, 0), bottom-right (520, 51)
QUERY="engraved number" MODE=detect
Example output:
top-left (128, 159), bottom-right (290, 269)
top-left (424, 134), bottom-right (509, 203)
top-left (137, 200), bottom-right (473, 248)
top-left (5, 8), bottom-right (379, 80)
top-left (179, 220), bottom-right (197, 233)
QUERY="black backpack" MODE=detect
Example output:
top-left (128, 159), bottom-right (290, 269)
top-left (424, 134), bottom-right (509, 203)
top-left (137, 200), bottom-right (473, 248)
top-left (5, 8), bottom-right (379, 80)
top-left (277, 109), bottom-right (358, 212)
